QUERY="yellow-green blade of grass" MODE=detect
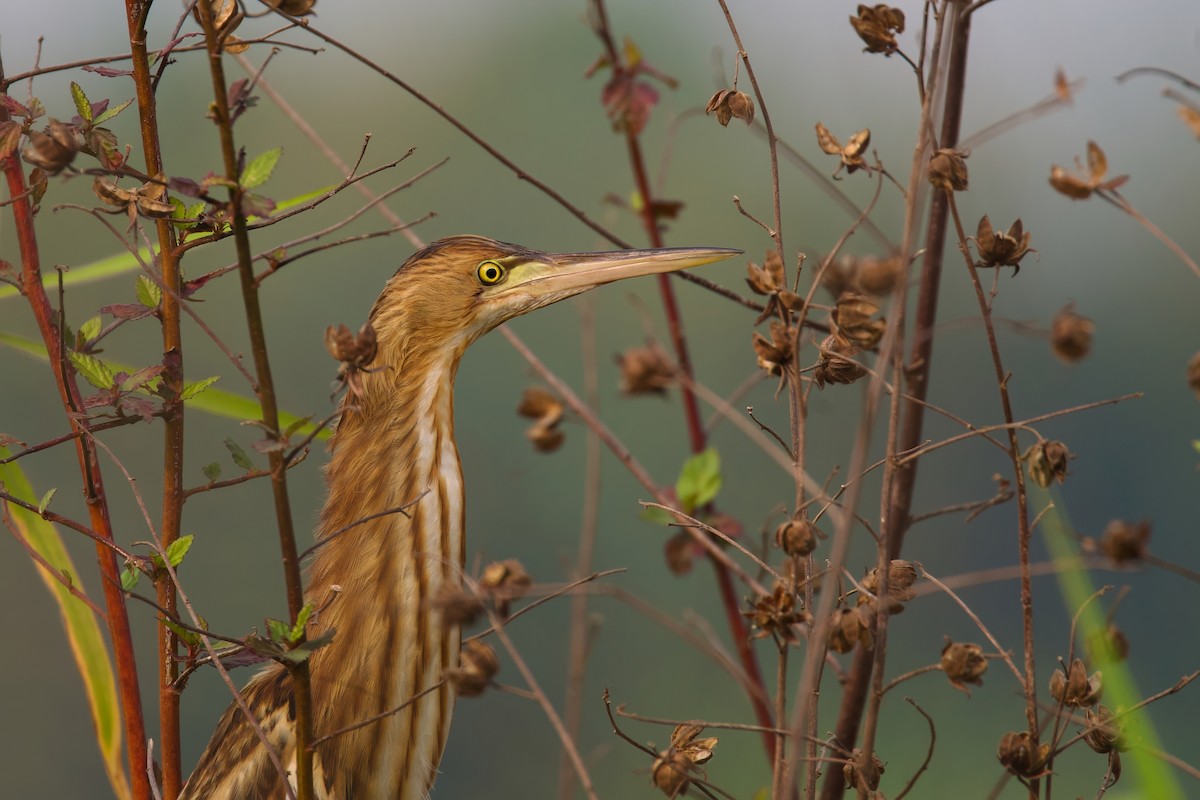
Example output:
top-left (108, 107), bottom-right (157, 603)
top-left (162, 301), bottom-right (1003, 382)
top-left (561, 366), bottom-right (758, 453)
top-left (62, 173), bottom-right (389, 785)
top-left (0, 450), bottom-right (132, 800)
top-left (0, 331), bottom-right (330, 441)
top-left (1039, 486), bottom-right (1183, 799)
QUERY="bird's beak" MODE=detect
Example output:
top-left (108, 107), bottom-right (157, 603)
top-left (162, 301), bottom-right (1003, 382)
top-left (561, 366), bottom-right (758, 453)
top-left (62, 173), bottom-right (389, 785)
top-left (514, 246), bottom-right (742, 299)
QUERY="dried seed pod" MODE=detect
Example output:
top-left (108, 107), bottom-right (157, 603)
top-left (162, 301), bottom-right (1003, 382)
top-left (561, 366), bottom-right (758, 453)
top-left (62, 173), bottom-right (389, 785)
top-left (1049, 658), bottom-right (1103, 708)
top-left (849, 4), bottom-right (906, 54)
top-left (752, 321), bottom-right (796, 377)
top-left (815, 123), bottom-right (871, 177)
top-left (22, 120), bottom-right (79, 175)
top-left (1098, 519), bottom-right (1151, 565)
top-left (813, 333), bottom-right (866, 388)
top-left (997, 731), bottom-right (1050, 779)
top-left (855, 254), bottom-right (904, 296)
top-left (928, 148), bottom-right (969, 192)
top-left (1086, 623), bottom-right (1130, 664)
top-left (843, 748), bottom-right (885, 792)
top-left (1082, 705), bottom-right (1129, 754)
top-left (1188, 351), bottom-right (1200, 399)
top-left (650, 724), bottom-right (718, 797)
top-left (833, 292), bottom-right (886, 349)
top-left (264, 0), bottom-right (316, 15)
top-left (827, 607), bottom-right (870, 654)
top-left (428, 586), bottom-right (485, 626)
top-left (480, 558), bottom-right (532, 616)
top-left (446, 640), bottom-right (499, 697)
top-left (1051, 304), bottom-right (1094, 363)
top-left (975, 215), bottom-right (1033, 273)
top-left (775, 516), bottom-right (823, 557)
top-left (616, 343), bottom-right (675, 395)
top-left (941, 640), bottom-right (988, 694)
top-left (325, 322), bottom-right (378, 399)
top-left (745, 584), bottom-right (808, 644)
top-left (859, 559), bottom-right (917, 613)
top-left (705, 88), bottom-right (754, 127)
top-left (1022, 440), bottom-right (1071, 488)
top-left (517, 387), bottom-right (566, 453)
top-left (1049, 141), bottom-right (1128, 200)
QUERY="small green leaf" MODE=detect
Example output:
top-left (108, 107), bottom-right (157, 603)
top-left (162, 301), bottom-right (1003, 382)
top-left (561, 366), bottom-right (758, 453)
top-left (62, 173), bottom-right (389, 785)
top-left (135, 274), bottom-right (161, 310)
top-left (68, 351), bottom-right (116, 390)
top-left (164, 534), bottom-right (194, 568)
top-left (38, 487), bottom-right (57, 515)
top-left (180, 376), bottom-right (219, 401)
top-left (162, 618), bottom-right (201, 647)
top-left (289, 603), bottom-right (314, 643)
top-left (120, 564), bottom-right (140, 591)
top-left (241, 146), bottom-right (282, 190)
top-left (77, 316), bottom-right (102, 344)
top-left (675, 447), bottom-right (722, 512)
top-left (92, 98), bottom-right (133, 126)
top-left (1192, 439), bottom-right (1200, 454)
top-left (266, 617), bottom-right (290, 642)
top-left (70, 82), bottom-right (92, 123)
top-left (202, 462), bottom-right (221, 483)
top-left (224, 437), bottom-right (253, 470)
top-left (278, 629), bottom-right (336, 664)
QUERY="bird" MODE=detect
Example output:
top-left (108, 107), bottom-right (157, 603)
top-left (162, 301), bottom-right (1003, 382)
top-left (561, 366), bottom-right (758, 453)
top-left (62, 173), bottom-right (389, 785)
top-left (181, 235), bottom-right (738, 799)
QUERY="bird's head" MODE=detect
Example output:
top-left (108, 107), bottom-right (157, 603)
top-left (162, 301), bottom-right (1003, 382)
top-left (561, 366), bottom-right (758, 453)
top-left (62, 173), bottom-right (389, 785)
top-left (368, 235), bottom-right (740, 357)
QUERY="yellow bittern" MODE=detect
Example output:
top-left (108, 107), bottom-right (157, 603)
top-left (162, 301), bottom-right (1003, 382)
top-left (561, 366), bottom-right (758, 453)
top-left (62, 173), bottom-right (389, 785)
top-left (181, 235), bottom-right (737, 799)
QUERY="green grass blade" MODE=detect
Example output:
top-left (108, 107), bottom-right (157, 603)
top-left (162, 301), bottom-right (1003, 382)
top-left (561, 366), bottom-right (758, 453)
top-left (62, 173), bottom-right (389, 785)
top-left (0, 450), bottom-right (131, 800)
top-left (0, 247), bottom-right (153, 302)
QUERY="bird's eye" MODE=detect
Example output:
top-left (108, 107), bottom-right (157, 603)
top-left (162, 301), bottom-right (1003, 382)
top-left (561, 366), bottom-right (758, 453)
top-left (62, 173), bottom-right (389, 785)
top-left (476, 260), bottom-right (507, 286)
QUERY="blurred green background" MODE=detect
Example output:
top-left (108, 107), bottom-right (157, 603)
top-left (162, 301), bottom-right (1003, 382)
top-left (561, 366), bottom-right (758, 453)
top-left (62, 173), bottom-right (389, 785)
top-left (2, 1), bottom-right (1198, 797)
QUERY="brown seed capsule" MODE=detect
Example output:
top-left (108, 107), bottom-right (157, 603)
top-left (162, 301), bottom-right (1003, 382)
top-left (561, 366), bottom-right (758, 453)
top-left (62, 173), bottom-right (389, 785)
top-left (833, 292), bottom-right (886, 349)
top-left (446, 640), bottom-right (499, 697)
top-left (859, 559), bottom-right (917, 613)
top-left (997, 731), bottom-right (1050, 779)
top-left (518, 387), bottom-right (566, 453)
top-left (1049, 141), bottom-right (1128, 200)
top-left (975, 215), bottom-right (1033, 273)
top-left (775, 516), bottom-right (823, 557)
top-left (480, 558), bottom-right (532, 616)
top-left (745, 584), bottom-right (808, 644)
top-left (843, 748), bottom-right (885, 792)
top-left (1086, 623), bottom-right (1130, 664)
top-left (22, 120), bottom-right (79, 175)
top-left (1051, 304), bottom-right (1094, 363)
top-left (325, 322), bottom-right (378, 399)
top-left (616, 343), bottom-right (675, 395)
top-left (1022, 440), bottom-right (1071, 488)
top-left (928, 148), bottom-right (969, 192)
top-left (813, 333), bottom-right (866, 388)
top-left (815, 123), bottom-right (872, 178)
top-left (428, 586), bottom-right (485, 626)
top-left (827, 607), bottom-right (870, 654)
top-left (752, 321), bottom-right (796, 377)
top-left (849, 4), bottom-right (906, 54)
top-left (855, 254), bottom-right (904, 296)
top-left (650, 724), bottom-right (718, 797)
top-left (941, 640), bottom-right (988, 694)
top-left (1082, 705), bottom-right (1129, 754)
top-left (1188, 351), bottom-right (1200, 399)
top-left (264, 0), bottom-right (316, 15)
top-left (1098, 519), bottom-right (1151, 565)
top-left (705, 88), bottom-right (754, 127)
top-left (1050, 658), bottom-right (1103, 708)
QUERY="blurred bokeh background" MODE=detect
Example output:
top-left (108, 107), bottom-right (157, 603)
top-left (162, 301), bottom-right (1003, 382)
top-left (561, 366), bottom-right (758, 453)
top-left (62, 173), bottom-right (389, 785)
top-left (1, 1), bottom-right (1198, 797)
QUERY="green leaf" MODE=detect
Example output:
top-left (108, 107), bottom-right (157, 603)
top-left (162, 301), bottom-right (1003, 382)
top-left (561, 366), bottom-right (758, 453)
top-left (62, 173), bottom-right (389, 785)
top-left (135, 274), bottom-right (161, 310)
top-left (0, 247), bottom-right (154, 303)
top-left (37, 487), bottom-right (56, 515)
top-left (179, 376), bottom-right (219, 401)
top-left (162, 618), bottom-right (201, 647)
top-left (224, 437), bottom-right (253, 470)
top-left (289, 603), bottom-right (314, 643)
top-left (675, 447), bottom-right (722, 512)
top-left (120, 564), bottom-right (140, 592)
top-left (68, 351), bottom-right (116, 390)
top-left (278, 629), bottom-right (336, 664)
top-left (70, 82), bottom-right (93, 123)
top-left (242, 146), bottom-right (282, 190)
top-left (202, 462), bottom-right (221, 483)
top-left (92, 98), bottom-right (133, 126)
top-left (0, 448), bottom-right (131, 800)
top-left (164, 534), bottom-right (194, 568)
top-left (77, 315), bottom-right (102, 344)
top-left (266, 617), bottom-right (290, 642)
top-left (1192, 439), bottom-right (1200, 454)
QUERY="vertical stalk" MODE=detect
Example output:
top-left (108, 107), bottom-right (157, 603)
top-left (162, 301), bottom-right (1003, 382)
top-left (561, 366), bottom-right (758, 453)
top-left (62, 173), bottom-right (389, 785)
top-left (121, 2), bottom-right (186, 795)
top-left (193, 7), bottom-right (315, 799)
top-left (0, 103), bottom-right (150, 800)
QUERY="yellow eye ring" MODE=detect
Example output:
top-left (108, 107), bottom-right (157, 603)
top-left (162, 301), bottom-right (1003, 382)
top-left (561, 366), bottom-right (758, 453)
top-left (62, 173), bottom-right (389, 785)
top-left (477, 260), bottom-right (507, 286)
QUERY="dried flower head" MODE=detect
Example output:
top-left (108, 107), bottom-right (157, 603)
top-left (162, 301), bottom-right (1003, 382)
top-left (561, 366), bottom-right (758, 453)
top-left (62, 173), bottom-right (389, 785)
top-left (814, 333), bottom-right (866, 388)
top-left (22, 120), bottom-right (79, 175)
top-left (479, 558), bottom-right (532, 617)
top-left (816, 123), bottom-right (871, 178)
top-left (827, 606), bottom-right (872, 654)
top-left (1022, 440), bottom-right (1071, 488)
top-left (850, 4), bottom-right (906, 54)
top-left (855, 254), bottom-right (904, 295)
top-left (1098, 519), bottom-right (1151, 565)
top-left (325, 322), bottom-right (378, 400)
top-left (1050, 658), bottom-right (1103, 708)
top-left (1188, 351), bottom-right (1200, 399)
top-left (1049, 141), bottom-right (1129, 200)
top-left (705, 88), bottom-right (755, 127)
top-left (752, 321), bottom-right (797, 377)
top-left (775, 516), bottom-right (823, 557)
top-left (617, 342), bottom-right (675, 395)
top-left (650, 724), bottom-right (718, 797)
top-left (974, 215), bottom-right (1033, 273)
top-left (1083, 705), bottom-right (1130, 755)
top-left (264, 0), bottom-right (317, 15)
top-left (859, 559), bottom-right (917, 613)
top-left (1051, 303), bottom-right (1094, 363)
top-left (746, 251), bottom-right (804, 323)
top-left (446, 640), bottom-right (499, 697)
top-left (833, 292), bottom-right (886, 349)
top-left (429, 586), bottom-right (485, 626)
top-left (745, 583), bottom-right (808, 644)
top-left (928, 148), bottom-right (969, 192)
top-left (997, 731), bottom-right (1051, 779)
top-left (843, 748), bottom-right (886, 792)
top-left (941, 640), bottom-right (989, 694)
top-left (517, 387), bottom-right (565, 452)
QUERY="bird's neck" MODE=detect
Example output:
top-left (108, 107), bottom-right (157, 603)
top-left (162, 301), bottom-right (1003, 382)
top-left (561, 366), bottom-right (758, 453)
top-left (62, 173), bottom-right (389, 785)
top-left (305, 340), bottom-right (466, 796)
